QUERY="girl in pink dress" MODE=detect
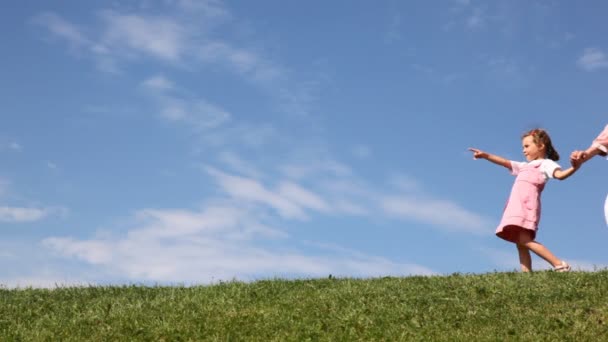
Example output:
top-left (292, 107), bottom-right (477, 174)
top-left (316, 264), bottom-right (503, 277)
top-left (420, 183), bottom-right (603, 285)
top-left (570, 125), bottom-right (608, 225)
top-left (469, 129), bottom-right (580, 272)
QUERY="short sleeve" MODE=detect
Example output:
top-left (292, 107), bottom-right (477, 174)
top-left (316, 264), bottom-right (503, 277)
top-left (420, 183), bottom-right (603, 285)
top-left (510, 161), bottom-right (525, 175)
top-left (541, 160), bottom-right (561, 179)
top-left (592, 124), bottom-right (608, 156)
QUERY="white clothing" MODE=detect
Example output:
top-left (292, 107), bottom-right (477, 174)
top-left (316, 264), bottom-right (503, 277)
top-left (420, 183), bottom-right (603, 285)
top-left (510, 159), bottom-right (560, 180)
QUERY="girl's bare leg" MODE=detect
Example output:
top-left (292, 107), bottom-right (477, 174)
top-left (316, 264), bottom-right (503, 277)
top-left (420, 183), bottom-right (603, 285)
top-left (517, 244), bottom-right (532, 272)
top-left (516, 230), bottom-right (561, 268)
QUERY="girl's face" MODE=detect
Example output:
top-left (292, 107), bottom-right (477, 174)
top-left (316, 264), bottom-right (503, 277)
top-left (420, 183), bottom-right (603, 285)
top-left (522, 135), bottom-right (545, 161)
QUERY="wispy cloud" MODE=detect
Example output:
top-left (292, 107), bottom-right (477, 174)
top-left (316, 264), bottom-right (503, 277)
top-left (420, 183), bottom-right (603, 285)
top-left (0, 141), bottom-right (22, 152)
top-left (141, 75), bottom-right (231, 131)
top-left (384, 13), bottom-right (402, 44)
top-left (381, 196), bottom-right (490, 234)
top-left (201, 122), bottom-right (279, 149)
top-left (447, 1), bottom-right (488, 31)
top-left (161, 98), bottom-right (231, 129)
top-left (466, 7), bottom-right (486, 30)
top-left (0, 206), bottom-right (51, 222)
top-left (31, 12), bottom-right (90, 48)
top-left (32, 7), bottom-right (283, 84)
top-left (43, 203), bottom-right (433, 284)
top-left (206, 167), bottom-right (307, 219)
top-left (197, 41), bottom-right (284, 84)
top-left (577, 48), bottom-right (608, 71)
top-left (9, 142), bottom-right (22, 151)
top-left (100, 11), bottom-right (187, 62)
top-left (280, 158), bottom-right (352, 181)
top-left (141, 75), bottom-right (174, 91)
top-left (32, 4), bottom-right (317, 118)
top-left (173, 0), bottom-right (229, 19)
top-left (140, 74), bottom-right (279, 152)
top-left (36, 156), bottom-right (485, 284)
top-left (217, 151), bottom-right (263, 179)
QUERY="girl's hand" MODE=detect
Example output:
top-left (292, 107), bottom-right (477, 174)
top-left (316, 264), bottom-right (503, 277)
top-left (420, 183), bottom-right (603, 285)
top-left (570, 150), bottom-right (586, 163)
top-left (468, 148), bottom-right (488, 160)
top-left (570, 153), bottom-right (584, 169)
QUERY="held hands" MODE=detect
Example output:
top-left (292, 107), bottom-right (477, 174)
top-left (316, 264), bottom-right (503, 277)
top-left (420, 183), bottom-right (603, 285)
top-left (570, 150), bottom-right (586, 169)
top-left (468, 148), bottom-right (488, 160)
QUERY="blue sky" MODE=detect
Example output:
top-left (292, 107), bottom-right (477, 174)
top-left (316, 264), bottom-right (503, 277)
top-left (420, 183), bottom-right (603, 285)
top-left (2, 0), bottom-right (608, 287)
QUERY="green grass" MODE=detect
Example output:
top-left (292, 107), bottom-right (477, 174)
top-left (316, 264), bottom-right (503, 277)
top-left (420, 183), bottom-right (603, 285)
top-left (2, 271), bottom-right (608, 341)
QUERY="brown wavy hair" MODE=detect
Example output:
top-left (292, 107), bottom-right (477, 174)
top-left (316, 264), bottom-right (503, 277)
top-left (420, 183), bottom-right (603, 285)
top-left (522, 128), bottom-right (560, 161)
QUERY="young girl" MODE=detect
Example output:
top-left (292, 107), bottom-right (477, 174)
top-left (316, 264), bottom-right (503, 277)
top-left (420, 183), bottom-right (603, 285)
top-left (469, 128), bottom-right (580, 272)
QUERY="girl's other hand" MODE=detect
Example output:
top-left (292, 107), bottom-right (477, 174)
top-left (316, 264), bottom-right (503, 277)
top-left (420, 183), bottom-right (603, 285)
top-left (468, 148), bottom-right (488, 160)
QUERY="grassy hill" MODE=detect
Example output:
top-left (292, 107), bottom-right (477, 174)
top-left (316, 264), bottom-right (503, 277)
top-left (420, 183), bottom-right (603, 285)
top-left (2, 271), bottom-right (608, 341)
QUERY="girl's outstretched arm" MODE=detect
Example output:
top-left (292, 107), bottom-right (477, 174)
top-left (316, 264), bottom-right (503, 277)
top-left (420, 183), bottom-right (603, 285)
top-left (553, 166), bottom-right (578, 180)
top-left (468, 148), bottom-right (512, 170)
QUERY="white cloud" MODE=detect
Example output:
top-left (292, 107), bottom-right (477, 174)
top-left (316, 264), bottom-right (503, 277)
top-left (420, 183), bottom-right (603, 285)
top-left (196, 41), bottom-right (284, 83)
top-left (142, 75), bottom-right (174, 91)
top-left (174, 0), bottom-right (229, 19)
top-left (44, 238), bottom-right (114, 264)
top-left (381, 196), bottom-right (490, 234)
top-left (33, 5), bottom-right (316, 121)
top-left (278, 182), bottom-right (330, 213)
top-left (140, 75), bottom-right (232, 132)
top-left (577, 48), bottom-right (608, 71)
top-left (199, 122), bottom-right (279, 149)
top-left (0, 207), bottom-right (50, 222)
top-left (100, 11), bottom-right (186, 62)
top-left (466, 8), bottom-right (485, 29)
top-left (34, 8), bottom-right (284, 83)
top-left (388, 174), bottom-right (421, 192)
top-left (218, 151), bottom-right (263, 179)
top-left (0, 206), bottom-right (67, 223)
top-left (206, 168), bottom-right (305, 219)
top-left (159, 98), bottom-right (231, 130)
top-left (9, 142), bottom-right (22, 151)
top-left (384, 13), bottom-right (402, 44)
top-left (332, 200), bottom-right (370, 216)
top-left (281, 159), bottom-right (352, 180)
top-left (31, 12), bottom-right (90, 48)
top-left (42, 203), bottom-right (434, 284)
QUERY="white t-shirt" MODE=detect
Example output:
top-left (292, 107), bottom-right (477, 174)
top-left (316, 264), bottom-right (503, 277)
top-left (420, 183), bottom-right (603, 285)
top-left (510, 159), bottom-right (561, 180)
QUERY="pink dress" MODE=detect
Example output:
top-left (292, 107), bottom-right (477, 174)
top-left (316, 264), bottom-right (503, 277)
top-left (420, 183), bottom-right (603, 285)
top-left (496, 161), bottom-right (547, 243)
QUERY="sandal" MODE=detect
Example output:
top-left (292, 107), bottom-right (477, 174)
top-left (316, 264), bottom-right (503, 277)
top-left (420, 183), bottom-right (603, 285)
top-left (554, 261), bottom-right (571, 272)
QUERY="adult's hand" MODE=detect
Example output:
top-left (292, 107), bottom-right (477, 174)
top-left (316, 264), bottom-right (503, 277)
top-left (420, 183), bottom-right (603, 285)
top-left (570, 150), bottom-right (587, 163)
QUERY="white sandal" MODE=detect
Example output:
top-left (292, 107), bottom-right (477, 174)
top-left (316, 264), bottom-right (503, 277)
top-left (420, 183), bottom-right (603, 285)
top-left (554, 261), bottom-right (571, 272)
